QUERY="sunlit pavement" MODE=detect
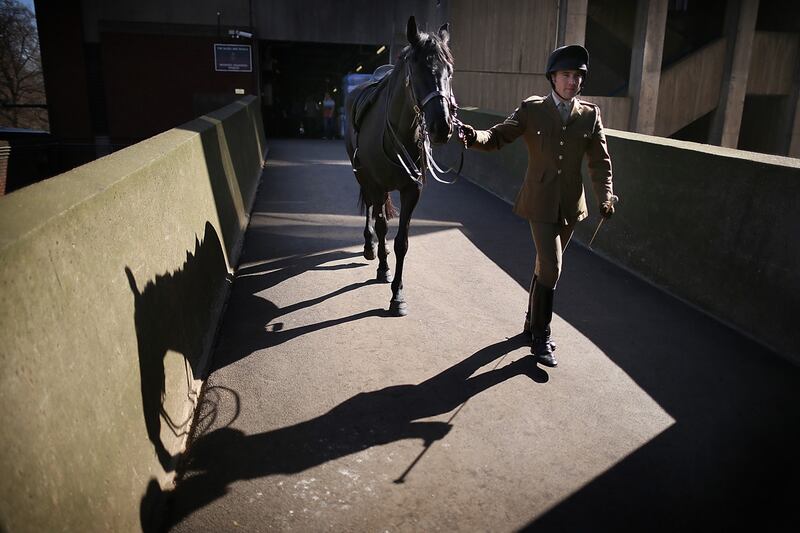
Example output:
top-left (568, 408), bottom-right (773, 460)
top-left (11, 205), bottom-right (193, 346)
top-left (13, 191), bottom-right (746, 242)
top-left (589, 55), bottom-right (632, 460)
top-left (165, 139), bottom-right (800, 532)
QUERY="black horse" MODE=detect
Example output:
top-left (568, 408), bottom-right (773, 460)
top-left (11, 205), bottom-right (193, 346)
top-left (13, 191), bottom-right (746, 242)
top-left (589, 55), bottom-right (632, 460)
top-left (345, 16), bottom-right (457, 316)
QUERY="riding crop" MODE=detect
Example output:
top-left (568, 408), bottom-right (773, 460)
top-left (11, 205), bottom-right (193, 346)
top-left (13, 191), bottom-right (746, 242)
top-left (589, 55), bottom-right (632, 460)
top-left (588, 194), bottom-right (619, 248)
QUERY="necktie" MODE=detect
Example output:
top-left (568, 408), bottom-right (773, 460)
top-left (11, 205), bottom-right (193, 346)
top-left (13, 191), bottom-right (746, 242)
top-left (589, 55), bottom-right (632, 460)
top-left (559, 102), bottom-right (569, 124)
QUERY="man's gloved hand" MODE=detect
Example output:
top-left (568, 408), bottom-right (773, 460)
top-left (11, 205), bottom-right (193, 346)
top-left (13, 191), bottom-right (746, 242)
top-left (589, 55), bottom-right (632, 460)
top-left (459, 123), bottom-right (477, 147)
top-left (600, 198), bottom-right (616, 218)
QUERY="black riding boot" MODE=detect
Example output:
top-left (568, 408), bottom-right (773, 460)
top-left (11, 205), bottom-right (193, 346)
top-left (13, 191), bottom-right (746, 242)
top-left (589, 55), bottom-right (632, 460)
top-left (525, 277), bottom-right (556, 352)
top-left (531, 281), bottom-right (557, 367)
top-left (524, 275), bottom-right (535, 335)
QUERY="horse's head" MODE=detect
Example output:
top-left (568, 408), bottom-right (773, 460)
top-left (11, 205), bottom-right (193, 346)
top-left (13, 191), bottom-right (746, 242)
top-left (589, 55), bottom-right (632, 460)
top-left (403, 16), bottom-right (456, 145)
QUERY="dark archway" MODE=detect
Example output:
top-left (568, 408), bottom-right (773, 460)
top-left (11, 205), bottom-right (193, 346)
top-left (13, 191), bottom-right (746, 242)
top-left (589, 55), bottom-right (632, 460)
top-left (260, 40), bottom-right (389, 138)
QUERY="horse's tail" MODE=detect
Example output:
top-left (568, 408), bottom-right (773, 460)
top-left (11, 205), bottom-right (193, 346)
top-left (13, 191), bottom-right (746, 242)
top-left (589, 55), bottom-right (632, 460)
top-left (383, 194), bottom-right (397, 220)
top-left (358, 188), bottom-right (397, 220)
top-left (358, 187), bottom-right (367, 216)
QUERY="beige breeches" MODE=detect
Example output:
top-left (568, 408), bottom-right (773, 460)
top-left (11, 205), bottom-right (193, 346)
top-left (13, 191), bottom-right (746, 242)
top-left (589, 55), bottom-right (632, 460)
top-left (529, 221), bottom-right (576, 290)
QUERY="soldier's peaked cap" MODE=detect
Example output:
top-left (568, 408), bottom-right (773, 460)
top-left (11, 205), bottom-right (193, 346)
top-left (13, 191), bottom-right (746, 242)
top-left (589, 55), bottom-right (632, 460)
top-left (546, 44), bottom-right (589, 77)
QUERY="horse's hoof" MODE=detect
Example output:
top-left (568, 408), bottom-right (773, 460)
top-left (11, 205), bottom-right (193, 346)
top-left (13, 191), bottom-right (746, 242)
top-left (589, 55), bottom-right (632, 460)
top-left (389, 300), bottom-right (408, 316)
top-left (364, 246), bottom-right (376, 261)
top-left (377, 269), bottom-right (393, 283)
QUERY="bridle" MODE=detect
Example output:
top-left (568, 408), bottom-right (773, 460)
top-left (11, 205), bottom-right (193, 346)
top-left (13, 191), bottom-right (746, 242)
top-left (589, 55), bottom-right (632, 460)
top-left (404, 61), bottom-right (457, 123)
top-left (384, 58), bottom-right (464, 185)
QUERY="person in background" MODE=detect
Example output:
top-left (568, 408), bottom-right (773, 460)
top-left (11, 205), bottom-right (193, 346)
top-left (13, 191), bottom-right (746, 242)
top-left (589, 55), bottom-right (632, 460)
top-left (459, 44), bottom-right (616, 368)
top-left (322, 92), bottom-right (336, 139)
top-left (303, 96), bottom-right (320, 137)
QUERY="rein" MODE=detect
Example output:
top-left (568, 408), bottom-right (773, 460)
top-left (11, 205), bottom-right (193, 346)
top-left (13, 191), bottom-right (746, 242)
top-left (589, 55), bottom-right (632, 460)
top-left (383, 61), bottom-right (465, 185)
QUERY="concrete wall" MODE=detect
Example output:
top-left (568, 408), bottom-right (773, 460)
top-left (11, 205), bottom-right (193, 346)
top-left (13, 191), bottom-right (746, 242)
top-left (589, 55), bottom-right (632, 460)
top-left (0, 96), bottom-right (266, 532)
top-left (748, 32), bottom-right (800, 95)
top-left (438, 109), bottom-right (800, 363)
top-left (655, 38), bottom-right (726, 137)
top-left (78, 0), bottom-right (447, 44)
top-left (449, 0), bottom-right (558, 115)
top-left (446, 0), bottom-right (629, 130)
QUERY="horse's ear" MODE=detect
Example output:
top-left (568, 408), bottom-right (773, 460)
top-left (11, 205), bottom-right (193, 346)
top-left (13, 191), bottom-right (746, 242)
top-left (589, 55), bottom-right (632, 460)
top-left (407, 16), bottom-right (420, 45)
top-left (438, 23), bottom-right (450, 45)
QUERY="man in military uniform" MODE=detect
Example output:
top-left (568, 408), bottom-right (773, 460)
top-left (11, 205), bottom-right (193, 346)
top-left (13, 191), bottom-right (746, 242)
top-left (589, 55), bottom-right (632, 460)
top-left (460, 44), bottom-right (616, 368)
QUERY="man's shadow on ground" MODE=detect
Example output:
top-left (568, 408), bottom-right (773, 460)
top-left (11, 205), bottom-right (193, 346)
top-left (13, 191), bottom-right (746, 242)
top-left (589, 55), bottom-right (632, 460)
top-left (162, 333), bottom-right (547, 528)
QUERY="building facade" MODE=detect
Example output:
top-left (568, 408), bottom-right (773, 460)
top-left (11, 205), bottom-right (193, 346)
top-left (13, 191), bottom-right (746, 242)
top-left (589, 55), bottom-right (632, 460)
top-left (449, 0), bottom-right (800, 157)
top-left (33, 0), bottom-right (800, 165)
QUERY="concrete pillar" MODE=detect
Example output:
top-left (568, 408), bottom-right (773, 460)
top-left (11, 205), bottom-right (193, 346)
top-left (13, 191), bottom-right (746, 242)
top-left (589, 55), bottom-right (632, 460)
top-left (709, 0), bottom-right (759, 148)
top-left (789, 99), bottom-right (800, 157)
top-left (558, 0), bottom-right (588, 47)
top-left (627, 0), bottom-right (668, 135)
top-left (782, 41), bottom-right (800, 157)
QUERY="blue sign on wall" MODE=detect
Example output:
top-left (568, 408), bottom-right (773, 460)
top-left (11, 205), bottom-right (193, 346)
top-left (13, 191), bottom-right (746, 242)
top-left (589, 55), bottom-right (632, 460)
top-left (214, 44), bottom-right (252, 72)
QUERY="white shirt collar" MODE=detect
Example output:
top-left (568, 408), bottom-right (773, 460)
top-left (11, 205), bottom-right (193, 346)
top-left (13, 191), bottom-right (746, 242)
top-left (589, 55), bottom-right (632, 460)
top-left (551, 91), bottom-right (575, 109)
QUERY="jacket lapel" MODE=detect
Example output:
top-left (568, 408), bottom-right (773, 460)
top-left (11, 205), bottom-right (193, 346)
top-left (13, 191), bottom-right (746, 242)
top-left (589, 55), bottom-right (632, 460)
top-left (567, 100), bottom-right (584, 125)
top-left (544, 94), bottom-right (562, 125)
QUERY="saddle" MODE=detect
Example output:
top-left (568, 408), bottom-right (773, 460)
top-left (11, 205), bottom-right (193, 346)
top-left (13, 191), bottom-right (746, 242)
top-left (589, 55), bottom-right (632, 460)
top-left (352, 65), bottom-right (394, 133)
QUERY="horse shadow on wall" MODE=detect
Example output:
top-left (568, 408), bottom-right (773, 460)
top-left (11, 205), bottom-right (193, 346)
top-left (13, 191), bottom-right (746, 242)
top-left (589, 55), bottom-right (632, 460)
top-left (125, 221), bottom-right (230, 473)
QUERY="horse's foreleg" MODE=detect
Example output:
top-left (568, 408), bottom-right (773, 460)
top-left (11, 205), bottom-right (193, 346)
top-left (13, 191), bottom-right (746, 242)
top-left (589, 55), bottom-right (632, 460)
top-left (389, 185), bottom-right (421, 316)
top-left (363, 203), bottom-right (376, 260)
top-left (375, 201), bottom-right (392, 283)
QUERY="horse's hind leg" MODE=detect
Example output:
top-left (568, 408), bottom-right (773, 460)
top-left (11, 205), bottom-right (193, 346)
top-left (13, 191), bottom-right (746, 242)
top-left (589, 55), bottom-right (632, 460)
top-left (375, 200), bottom-right (392, 283)
top-left (389, 185), bottom-right (421, 316)
top-left (363, 204), bottom-right (376, 260)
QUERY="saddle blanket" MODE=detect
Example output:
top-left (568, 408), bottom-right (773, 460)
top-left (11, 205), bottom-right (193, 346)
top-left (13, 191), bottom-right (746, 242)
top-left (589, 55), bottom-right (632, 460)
top-left (352, 65), bottom-right (394, 132)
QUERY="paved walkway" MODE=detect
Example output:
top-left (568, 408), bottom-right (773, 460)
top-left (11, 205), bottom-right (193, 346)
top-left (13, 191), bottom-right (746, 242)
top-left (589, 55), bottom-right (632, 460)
top-left (165, 139), bottom-right (800, 532)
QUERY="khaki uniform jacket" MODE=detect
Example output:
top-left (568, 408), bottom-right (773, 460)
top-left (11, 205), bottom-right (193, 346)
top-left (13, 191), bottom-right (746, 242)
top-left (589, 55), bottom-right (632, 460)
top-left (470, 94), bottom-right (613, 225)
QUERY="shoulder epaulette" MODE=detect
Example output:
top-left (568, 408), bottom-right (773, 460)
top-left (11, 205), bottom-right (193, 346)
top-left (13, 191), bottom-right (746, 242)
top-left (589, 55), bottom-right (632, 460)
top-left (523, 95), bottom-right (546, 104)
top-left (520, 95), bottom-right (546, 109)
